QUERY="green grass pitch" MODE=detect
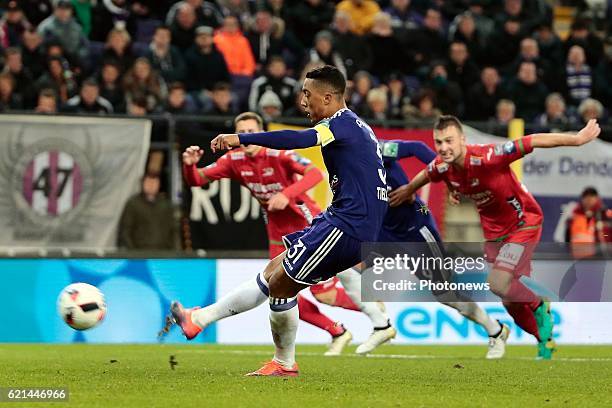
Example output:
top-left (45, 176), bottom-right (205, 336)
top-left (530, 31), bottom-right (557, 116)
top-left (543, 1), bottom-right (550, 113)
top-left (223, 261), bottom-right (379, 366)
top-left (2, 344), bottom-right (612, 407)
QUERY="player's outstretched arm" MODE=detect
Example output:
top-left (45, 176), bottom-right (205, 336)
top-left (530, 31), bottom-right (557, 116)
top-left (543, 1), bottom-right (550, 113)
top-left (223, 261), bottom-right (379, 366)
top-left (388, 168), bottom-right (431, 207)
top-left (211, 128), bottom-right (319, 152)
top-left (530, 119), bottom-right (601, 149)
top-left (182, 146), bottom-right (209, 186)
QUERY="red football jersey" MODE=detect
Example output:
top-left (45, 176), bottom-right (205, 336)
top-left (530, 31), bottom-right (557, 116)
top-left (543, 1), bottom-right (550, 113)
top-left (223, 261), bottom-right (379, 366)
top-left (201, 147), bottom-right (322, 245)
top-left (427, 137), bottom-right (543, 240)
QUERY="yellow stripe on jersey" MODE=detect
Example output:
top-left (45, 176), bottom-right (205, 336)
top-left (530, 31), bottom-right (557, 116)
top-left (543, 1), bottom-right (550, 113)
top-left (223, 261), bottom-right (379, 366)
top-left (314, 123), bottom-right (335, 147)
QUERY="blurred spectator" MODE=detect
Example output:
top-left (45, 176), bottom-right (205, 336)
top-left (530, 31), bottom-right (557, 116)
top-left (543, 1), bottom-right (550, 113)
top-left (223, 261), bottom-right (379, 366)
top-left (257, 89), bottom-right (283, 121)
top-left (384, 0), bottom-right (423, 30)
top-left (386, 72), bottom-right (410, 119)
top-left (246, 9), bottom-right (301, 70)
top-left (447, 41), bottom-right (480, 96)
top-left (577, 98), bottom-right (605, 125)
top-left (331, 11), bottom-right (372, 78)
top-left (127, 95), bottom-right (149, 115)
top-left (34, 88), bottom-right (57, 113)
top-left (20, 29), bottom-right (45, 79)
top-left (170, 2), bottom-right (198, 52)
top-left (494, 98), bottom-right (515, 124)
top-left (494, 0), bottom-right (543, 34)
top-left (566, 187), bottom-right (612, 250)
top-left (336, 0), bottom-right (381, 35)
top-left (465, 66), bottom-right (504, 120)
top-left (217, 0), bottom-right (253, 26)
top-left (363, 87), bottom-right (389, 120)
top-left (123, 57), bottom-right (167, 113)
top-left (593, 38), bottom-right (612, 107)
top-left (163, 82), bottom-right (198, 114)
top-left (564, 45), bottom-right (592, 106)
top-left (98, 61), bottom-right (126, 113)
top-left (249, 56), bottom-right (297, 113)
top-left (102, 27), bottom-right (135, 74)
top-left (465, 0), bottom-right (494, 41)
top-left (564, 19), bottom-right (603, 68)
top-left (534, 22), bottom-right (564, 68)
top-left (37, 0), bottom-right (89, 64)
top-left (534, 93), bottom-right (575, 131)
top-left (263, 0), bottom-right (290, 22)
top-left (44, 40), bottom-right (81, 74)
top-left (403, 89), bottom-right (441, 121)
top-left (213, 15), bottom-right (256, 77)
top-left (19, 0), bottom-right (53, 26)
top-left (449, 12), bottom-right (486, 64)
top-left (71, 0), bottom-right (93, 38)
top-left (486, 17), bottom-right (524, 67)
top-left (504, 61), bottom-right (548, 121)
top-left (166, 0), bottom-right (223, 29)
top-left (425, 62), bottom-right (463, 116)
top-left (0, 71), bottom-right (23, 110)
top-left (290, 0), bottom-right (335, 48)
top-left (406, 9), bottom-right (447, 69)
top-left (348, 70), bottom-right (373, 115)
top-left (184, 25), bottom-right (231, 93)
top-left (0, 1), bottom-right (32, 47)
top-left (304, 30), bottom-right (347, 79)
top-left (203, 81), bottom-right (239, 115)
top-left (34, 56), bottom-right (78, 104)
top-left (62, 78), bottom-right (113, 114)
top-left (130, 1), bottom-right (175, 22)
top-left (3, 48), bottom-right (34, 104)
top-left (508, 38), bottom-right (555, 89)
top-left (145, 25), bottom-right (186, 83)
top-left (118, 172), bottom-right (178, 250)
top-left (366, 12), bottom-right (405, 79)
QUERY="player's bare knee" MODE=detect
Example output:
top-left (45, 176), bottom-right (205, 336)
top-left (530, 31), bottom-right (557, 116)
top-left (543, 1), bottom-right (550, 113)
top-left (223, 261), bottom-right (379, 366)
top-left (312, 289), bottom-right (337, 305)
top-left (263, 255), bottom-right (284, 282)
top-left (268, 265), bottom-right (303, 298)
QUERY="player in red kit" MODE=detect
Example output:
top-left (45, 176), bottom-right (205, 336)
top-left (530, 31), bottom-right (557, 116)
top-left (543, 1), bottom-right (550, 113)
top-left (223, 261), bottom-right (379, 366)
top-left (182, 112), bottom-right (391, 355)
top-left (389, 115), bottom-right (601, 359)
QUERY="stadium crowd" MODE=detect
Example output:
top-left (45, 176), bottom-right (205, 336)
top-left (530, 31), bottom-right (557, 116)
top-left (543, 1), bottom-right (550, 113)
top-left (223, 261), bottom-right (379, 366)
top-left (0, 0), bottom-right (610, 128)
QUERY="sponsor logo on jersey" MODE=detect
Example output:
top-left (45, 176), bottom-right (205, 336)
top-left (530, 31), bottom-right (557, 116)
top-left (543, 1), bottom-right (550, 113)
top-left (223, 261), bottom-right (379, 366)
top-left (263, 167), bottom-right (274, 177)
top-left (506, 196), bottom-right (524, 219)
top-left (436, 163), bottom-right (449, 173)
top-left (240, 170), bottom-right (254, 177)
top-left (230, 152), bottom-right (245, 160)
top-left (289, 153), bottom-right (311, 166)
top-left (466, 190), bottom-right (493, 206)
top-left (503, 141), bottom-right (516, 154)
top-left (470, 156), bottom-right (482, 166)
top-left (246, 182), bottom-right (283, 198)
top-left (494, 145), bottom-right (504, 156)
top-left (296, 203), bottom-right (314, 224)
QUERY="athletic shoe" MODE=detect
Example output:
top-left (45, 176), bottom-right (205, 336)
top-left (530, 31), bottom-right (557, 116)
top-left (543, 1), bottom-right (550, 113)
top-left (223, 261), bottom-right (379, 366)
top-left (170, 301), bottom-right (202, 340)
top-left (486, 322), bottom-right (510, 359)
top-left (534, 298), bottom-right (556, 360)
top-left (245, 360), bottom-right (299, 377)
top-left (324, 329), bottom-right (353, 356)
top-left (355, 325), bottom-right (397, 355)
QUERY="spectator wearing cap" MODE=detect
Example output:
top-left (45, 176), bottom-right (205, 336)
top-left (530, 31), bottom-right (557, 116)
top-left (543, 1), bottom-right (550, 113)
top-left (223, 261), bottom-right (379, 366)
top-left (37, 0), bottom-right (89, 65)
top-left (170, 2), bottom-right (198, 52)
top-left (213, 15), bottom-right (256, 77)
top-left (98, 61), bottom-right (126, 112)
top-left (465, 66), bottom-right (504, 121)
top-left (405, 9), bottom-right (447, 69)
top-left (564, 19), bottom-right (603, 68)
top-left (166, 0), bottom-right (223, 29)
top-left (0, 71), bottom-right (23, 110)
top-left (123, 57), bottom-right (167, 113)
top-left (289, 0), bottom-right (335, 48)
top-left (577, 98), bottom-right (606, 126)
top-left (303, 30), bottom-right (347, 79)
top-left (366, 12), bottom-right (405, 79)
top-left (62, 78), bottom-right (113, 114)
top-left (331, 11), bottom-right (372, 78)
top-left (534, 93), bottom-right (575, 131)
top-left (248, 56), bottom-right (297, 114)
top-left (35, 88), bottom-right (58, 113)
top-left (336, 0), bottom-right (381, 35)
top-left (448, 12), bottom-right (486, 65)
top-left (145, 25), bottom-right (186, 83)
top-left (0, 1), bottom-right (32, 48)
top-left (563, 45), bottom-right (592, 106)
top-left (257, 89), bottom-right (283, 121)
top-left (446, 41), bottom-right (480, 97)
top-left (20, 29), bottom-right (45, 80)
top-left (102, 27), bottom-right (135, 74)
top-left (593, 38), bottom-right (612, 108)
top-left (203, 81), bottom-right (239, 115)
top-left (163, 82), bottom-right (198, 114)
top-left (384, 0), bottom-right (423, 31)
top-left (184, 25), bottom-right (231, 93)
top-left (504, 61), bottom-right (548, 121)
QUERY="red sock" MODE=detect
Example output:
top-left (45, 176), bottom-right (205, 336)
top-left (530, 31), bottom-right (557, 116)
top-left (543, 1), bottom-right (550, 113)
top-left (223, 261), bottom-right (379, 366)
top-left (503, 302), bottom-right (540, 341)
top-left (332, 287), bottom-right (360, 311)
top-left (506, 279), bottom-right (541, 310)
top-left (297, 295), bottom-right (344, 337)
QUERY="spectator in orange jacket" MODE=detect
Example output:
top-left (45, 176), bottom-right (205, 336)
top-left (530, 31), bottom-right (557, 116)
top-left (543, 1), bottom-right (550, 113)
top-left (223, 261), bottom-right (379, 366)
top-left (566, 187), bottom-right (612, 258)
top-left (213, 15), bottom-right (256, 77)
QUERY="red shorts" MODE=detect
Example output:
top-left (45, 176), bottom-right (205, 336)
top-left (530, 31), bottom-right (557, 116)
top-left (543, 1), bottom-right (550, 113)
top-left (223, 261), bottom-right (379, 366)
top-left (484, 226), bottom-right (542, 278)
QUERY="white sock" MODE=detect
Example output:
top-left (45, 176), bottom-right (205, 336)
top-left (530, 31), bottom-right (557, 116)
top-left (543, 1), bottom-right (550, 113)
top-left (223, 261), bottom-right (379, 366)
top-left (269, 296), bottom-right (299, 368)
top-left (437, 292), bottom-right (501, 336)
top-left (192, 271), bottom-right (269, 328)
top-left (337, 268), bottom-right (390, 328)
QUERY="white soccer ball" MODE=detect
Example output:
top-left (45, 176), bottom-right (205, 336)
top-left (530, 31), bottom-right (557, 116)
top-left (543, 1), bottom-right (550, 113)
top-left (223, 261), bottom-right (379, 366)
top-left (57, 283), bottom-right (106, 330)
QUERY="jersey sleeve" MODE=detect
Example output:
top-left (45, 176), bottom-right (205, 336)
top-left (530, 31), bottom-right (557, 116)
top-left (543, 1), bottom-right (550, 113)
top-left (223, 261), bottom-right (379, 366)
top-left (280, 151), bottom-right (323, 199)
top-left (202, 154), bottom-right (235, 180)
top-left (487, 136), bottom-right (534, 167)
top-left (281, 150), bottom-right (313, 175)
top-left (426, 156), bottom-right (448, 183)
top-left (381, 140), bottom-right (436, 164)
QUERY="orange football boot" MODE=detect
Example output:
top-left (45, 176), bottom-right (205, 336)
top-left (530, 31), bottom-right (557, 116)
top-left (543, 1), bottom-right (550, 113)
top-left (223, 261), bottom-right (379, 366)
top-left (170, 301), bottom-right (202, 340)
top-left (245, 360), bottom-right (299, 377)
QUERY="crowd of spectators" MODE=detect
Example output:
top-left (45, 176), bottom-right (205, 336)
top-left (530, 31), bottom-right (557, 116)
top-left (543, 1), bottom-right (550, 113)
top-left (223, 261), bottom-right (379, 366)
top-left (0, 0), bottom-right (611, 129)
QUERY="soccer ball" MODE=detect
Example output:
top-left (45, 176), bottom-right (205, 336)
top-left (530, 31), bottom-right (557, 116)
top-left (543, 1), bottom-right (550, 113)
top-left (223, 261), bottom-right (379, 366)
top-left (57, 283), bottom-right (106, 330)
